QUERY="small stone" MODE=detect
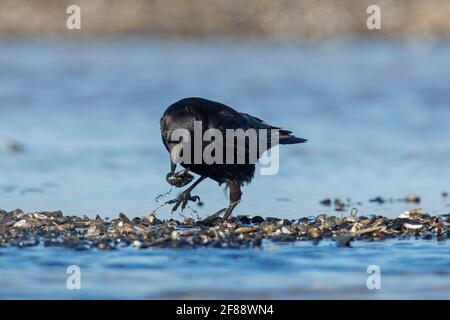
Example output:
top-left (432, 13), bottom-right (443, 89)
top-left (97, 241), bottom-right (110, 250)
top-left (281, 226), bottom-right (291, 234)
top-left (200, 234), bottom-right (209, 244)
top-left (132, 240), bottom-right (143, 248)
top-left (307, 227), bottom-right (321, 238)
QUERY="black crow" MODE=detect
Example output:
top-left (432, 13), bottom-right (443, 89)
top-left (160, 97), bottom-right (307, 220)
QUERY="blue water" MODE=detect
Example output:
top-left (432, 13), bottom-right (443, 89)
top-left (0, 240), bottom-right (448, 299)
top-left (0, 39), bottom-right (449, 299)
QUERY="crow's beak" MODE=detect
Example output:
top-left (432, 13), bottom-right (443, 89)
top-left (170, 160), bottom-right (176, 174)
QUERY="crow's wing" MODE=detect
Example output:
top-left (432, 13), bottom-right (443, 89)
top-left (240, 113), bottom-right (307, 145)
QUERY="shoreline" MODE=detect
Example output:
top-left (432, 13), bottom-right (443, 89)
top-left (1, 207), bottom-right (448, 250)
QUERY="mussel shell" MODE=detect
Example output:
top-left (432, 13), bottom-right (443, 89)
top-left (166, 170), bottom-right (194, 187)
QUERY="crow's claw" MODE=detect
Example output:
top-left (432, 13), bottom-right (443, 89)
top-left (167, 191), bottom-right (200, 212)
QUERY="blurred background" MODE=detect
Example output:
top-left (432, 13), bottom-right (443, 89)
top-left (0, 0), bottom-right (449, 301)
top-left (1, 0), bottom-right (450, 39)
top-left (0, 0), bottom-right (449, 219)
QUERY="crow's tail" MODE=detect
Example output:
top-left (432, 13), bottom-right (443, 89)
top-left (242, 112), bottom-right (308, 145)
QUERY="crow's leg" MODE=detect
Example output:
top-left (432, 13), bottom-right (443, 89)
top-left (166, 176), bottom-right (206, 212)
top-left (200, 208), bottom-right (226, 222)
top-left (223, 182), bottom-right (242, 220)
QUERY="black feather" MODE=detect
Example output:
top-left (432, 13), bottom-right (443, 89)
top-left (160, 97), bottom-right (306, 185)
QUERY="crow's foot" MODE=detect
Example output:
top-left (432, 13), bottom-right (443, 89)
top-left (166, 190), bottom-right (200, 212)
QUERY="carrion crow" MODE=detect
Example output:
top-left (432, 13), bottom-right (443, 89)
top-left (160, 97), bottom-right (307, 220)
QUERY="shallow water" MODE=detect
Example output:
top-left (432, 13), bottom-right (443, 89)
top-left (0, 240), bottom-right (448, 299)
top-left (0, 39), bottom-right (449, 299)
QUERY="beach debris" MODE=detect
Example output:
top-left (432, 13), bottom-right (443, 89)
top-left (403, 194), bottom-right (421, 203)
top-left (0, 207), bottom-right (447, 250)
top-left (182, 213), bottom-right (195, 226)
top-left (403, 223), bottom-right (423, 230)
top-left (369, 194), bottom-right (421, 205)
top-left (369, 196), bottom-right (386, 204)
top-left (319, 198), bottom-right (348, 211)
top-left (399, 208), bottom-right (423, 219)
top-left (334, 198), bottom-right (346, 211)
